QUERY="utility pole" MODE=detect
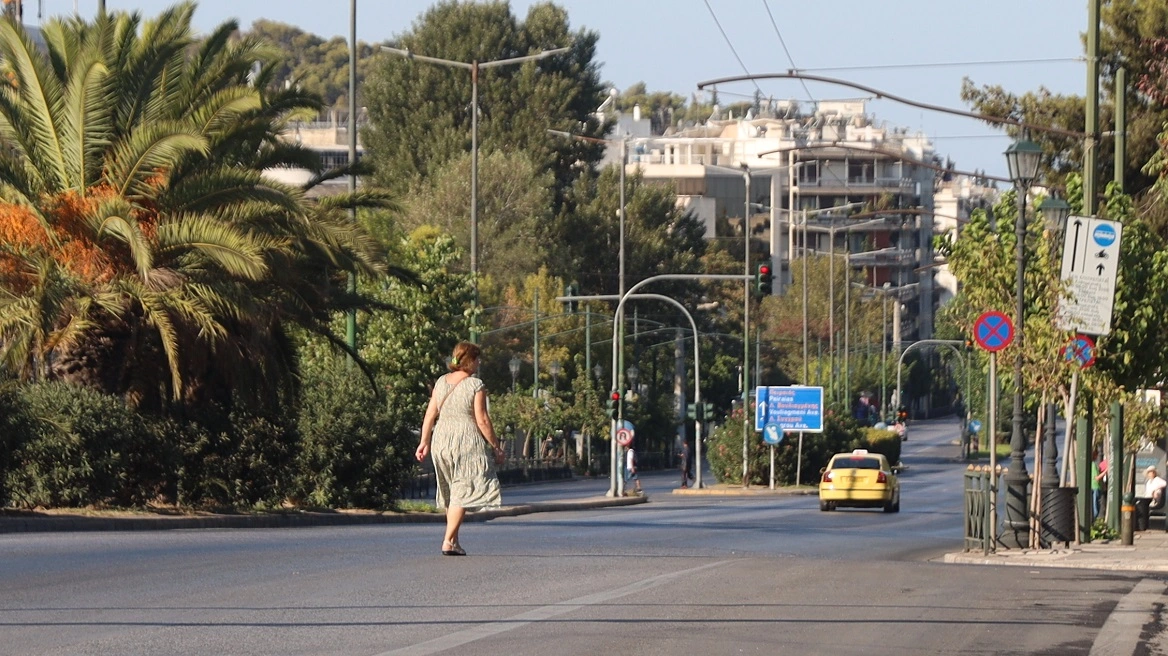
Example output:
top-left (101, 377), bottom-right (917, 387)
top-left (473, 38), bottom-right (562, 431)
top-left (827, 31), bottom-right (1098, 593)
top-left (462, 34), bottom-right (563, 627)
top-left (1084, 0), bottom-right (1100, 215)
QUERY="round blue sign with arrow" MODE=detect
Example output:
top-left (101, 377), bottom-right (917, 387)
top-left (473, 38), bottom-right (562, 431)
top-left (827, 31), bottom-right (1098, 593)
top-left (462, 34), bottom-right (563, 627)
top-left (968, 420), bottom-right (982, 434)
top-left (973, 310), bottom-right (1014, 353)
top-left (763, 423), bottom-right (783, 445)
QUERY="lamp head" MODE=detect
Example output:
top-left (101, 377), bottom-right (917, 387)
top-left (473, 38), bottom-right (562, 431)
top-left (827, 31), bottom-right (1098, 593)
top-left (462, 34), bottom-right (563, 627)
top-left (1038, 193), bottom-right (1071, 234)
top-left (1004, 138), bottom-right (1043, 189)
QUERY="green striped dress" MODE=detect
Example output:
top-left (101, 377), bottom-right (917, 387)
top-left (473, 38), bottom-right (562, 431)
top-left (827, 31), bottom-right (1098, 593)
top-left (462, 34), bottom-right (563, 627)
top-left (430, 374), bottom-right (502, 511)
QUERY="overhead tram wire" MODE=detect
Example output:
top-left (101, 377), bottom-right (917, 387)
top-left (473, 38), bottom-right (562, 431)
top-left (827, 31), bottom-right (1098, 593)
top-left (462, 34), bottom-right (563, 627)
top-left (702, 0), bottom-right (763, 95)
top-left (761, 0), bottom-right (815, 104)
top-left (795, 57), bottom-right (1082, 74)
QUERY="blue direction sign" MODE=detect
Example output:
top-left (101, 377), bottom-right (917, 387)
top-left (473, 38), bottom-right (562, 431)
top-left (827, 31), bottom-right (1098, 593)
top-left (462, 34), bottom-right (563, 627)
top-left (969, 420), bottom-right (982, 434)
top-left (755, 386), bottom-right (769, 431)
top-left (756, 386), bottom-right (825, 433)
top-left (973, 310), bottom-right (1014, 353)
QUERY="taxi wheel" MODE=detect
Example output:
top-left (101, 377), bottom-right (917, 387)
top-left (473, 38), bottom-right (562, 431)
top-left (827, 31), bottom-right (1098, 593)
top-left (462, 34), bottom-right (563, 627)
top-left (819, 499), bottom-right (834, 512)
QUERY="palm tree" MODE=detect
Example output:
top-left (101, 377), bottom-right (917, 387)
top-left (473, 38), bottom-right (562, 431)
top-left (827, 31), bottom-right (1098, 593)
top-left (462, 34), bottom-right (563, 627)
top-left (0, 4), bottom-right (395, 413)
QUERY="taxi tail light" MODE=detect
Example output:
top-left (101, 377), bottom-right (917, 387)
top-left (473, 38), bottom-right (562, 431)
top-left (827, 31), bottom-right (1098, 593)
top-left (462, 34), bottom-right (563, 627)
top-left (822, 471), bottom-right (833, 483)
top-left (876, 471), bottom-right (887, 484)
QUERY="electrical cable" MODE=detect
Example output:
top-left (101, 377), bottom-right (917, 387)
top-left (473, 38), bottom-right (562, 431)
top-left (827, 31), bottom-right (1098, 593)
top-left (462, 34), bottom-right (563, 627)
top-left (761, 0), bottom-right (815, 103)
top-left (702, 0), bottom-right (763, 95)
top-left (797, 57), bottom-right (1082, 74)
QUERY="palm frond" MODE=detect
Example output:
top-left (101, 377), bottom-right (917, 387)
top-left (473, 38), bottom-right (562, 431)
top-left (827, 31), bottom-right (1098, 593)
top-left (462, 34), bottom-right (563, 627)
top-left (104, 122), bottom-right (207, 198)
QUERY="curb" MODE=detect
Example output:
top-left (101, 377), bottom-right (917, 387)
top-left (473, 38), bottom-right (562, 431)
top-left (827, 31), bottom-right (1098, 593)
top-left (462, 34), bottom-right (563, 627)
top-left (671, 486), bottom-right (816, 496)
top-left (0, 495), bottom-right (647, 534)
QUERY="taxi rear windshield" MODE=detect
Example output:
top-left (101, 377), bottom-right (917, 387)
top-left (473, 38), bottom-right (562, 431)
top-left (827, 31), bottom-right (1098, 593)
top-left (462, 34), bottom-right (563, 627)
top-left (832, 457), bottom-right (881, 470)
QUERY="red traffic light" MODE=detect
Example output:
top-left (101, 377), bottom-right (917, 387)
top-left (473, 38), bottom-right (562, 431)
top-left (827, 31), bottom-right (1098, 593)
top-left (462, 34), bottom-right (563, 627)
top-left (759, 265), bottom-right (771, 275)
top-left (610, 391), bottom-right (620, 402)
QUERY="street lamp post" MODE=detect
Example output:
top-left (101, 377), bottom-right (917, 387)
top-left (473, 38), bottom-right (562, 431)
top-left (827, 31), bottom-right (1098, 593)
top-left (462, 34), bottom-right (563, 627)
top-left (381, 45), bottom-right (570, 343)
top-left (509, 355), bottom-right (521, 393)
top-left (1002, 136), bottom-right (1043, 549)
top-left (549, 360), bottom-right (561, 394)
top-left (626, 364), bottom-right (639, 402)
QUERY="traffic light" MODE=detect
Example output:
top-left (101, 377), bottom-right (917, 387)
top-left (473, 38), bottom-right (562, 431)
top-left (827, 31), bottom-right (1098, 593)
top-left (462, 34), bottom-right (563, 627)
top-left (606, 390), bottom-right (620, 419)
top-left (964, 338), bottom-right (974, 351)
top-left (686, 403), bottom-right (697, 420)
top-left (703, 402), bottom-right (715, 420)
top-left (563, 282), bottom-right (579, 314)
top-left (756, 263), bottom-right (773, 296)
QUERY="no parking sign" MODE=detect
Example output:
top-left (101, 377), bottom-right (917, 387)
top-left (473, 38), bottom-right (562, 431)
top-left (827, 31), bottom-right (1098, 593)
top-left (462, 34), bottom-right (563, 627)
top-left (973, 311), bottom-right (1014, 353)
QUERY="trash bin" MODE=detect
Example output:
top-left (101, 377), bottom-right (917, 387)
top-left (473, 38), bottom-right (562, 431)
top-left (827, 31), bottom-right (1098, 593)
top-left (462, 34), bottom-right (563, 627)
top-left (1039, 486), bottom-right (1077, 547)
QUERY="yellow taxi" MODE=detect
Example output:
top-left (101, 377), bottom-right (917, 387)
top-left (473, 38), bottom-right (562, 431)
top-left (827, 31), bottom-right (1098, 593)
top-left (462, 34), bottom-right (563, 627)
top-left (818, 449), bottom-right (900, 513)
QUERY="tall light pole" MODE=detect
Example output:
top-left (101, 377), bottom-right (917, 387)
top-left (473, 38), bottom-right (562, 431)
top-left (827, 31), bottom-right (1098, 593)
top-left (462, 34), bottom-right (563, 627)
top-left (381, 45), bottom-right (570, 343)
top-left (546, 128), bottom-right (628, 494)
top-left (346, 0), bottom-right (358, 353)
top-left (742, 165), bottom-right (752, 487)
top-left (1002, 136), bottom-right (1043, 549)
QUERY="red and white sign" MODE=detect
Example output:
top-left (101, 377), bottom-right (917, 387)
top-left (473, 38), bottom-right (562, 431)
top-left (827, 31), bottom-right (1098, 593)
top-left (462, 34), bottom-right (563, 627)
top-left (616, 428), bottom-right (634, 446)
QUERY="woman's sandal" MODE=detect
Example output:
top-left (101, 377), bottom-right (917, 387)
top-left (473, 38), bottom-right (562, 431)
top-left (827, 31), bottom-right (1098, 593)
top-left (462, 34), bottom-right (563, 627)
top-left (442, 541), bottom-right (466, 556)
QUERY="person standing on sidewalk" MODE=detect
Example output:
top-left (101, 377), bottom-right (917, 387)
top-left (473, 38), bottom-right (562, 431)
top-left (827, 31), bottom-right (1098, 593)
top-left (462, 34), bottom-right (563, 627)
top-left (624, 445), bottom-right (643, 495)
top-left (679, 440), bottom-right (693, 488)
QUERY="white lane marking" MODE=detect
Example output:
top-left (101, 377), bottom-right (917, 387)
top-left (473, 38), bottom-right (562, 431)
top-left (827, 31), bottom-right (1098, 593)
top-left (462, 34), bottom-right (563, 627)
top-left (371, 560), bottom-right (732, 656)
top-left (1089, 578), bottom-right (1166, 656)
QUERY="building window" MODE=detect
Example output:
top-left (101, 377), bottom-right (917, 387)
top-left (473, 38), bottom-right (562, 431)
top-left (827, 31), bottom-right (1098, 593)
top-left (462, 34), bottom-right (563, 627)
top-left (848, 160), bottom-right (873, 184)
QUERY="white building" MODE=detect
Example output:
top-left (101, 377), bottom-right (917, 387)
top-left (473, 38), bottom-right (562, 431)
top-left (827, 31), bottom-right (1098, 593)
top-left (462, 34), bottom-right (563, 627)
top-left (610, 99), bottom-right (944, 341)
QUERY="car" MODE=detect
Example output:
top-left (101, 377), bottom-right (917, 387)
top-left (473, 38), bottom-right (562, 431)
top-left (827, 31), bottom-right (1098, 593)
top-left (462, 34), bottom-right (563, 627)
top-left (818, 449), bottom-right (900, 513)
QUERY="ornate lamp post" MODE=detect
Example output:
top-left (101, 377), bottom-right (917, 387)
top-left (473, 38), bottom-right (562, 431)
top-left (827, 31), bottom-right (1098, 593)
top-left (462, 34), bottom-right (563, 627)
top-left (549, 360), bottom-right (561, 394)
top-left (509, 355), bottom-right (521, 393)
top-left (626, 365), bottom-right (640, 401)
top-left (1002, 136), bottom-right (1043, 549)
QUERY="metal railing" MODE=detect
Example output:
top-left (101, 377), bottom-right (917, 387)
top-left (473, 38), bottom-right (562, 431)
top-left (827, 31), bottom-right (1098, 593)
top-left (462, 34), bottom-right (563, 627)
top-left (963, 465), bottom-right (1000, 554)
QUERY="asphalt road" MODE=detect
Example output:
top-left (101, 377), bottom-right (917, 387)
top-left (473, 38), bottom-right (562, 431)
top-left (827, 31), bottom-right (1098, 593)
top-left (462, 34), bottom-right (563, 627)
top-left (1, 418), bottom-right (1161, 655)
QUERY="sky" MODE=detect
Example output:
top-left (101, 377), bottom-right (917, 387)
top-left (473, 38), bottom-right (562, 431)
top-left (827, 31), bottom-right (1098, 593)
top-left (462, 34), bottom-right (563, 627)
top-left (35, 1), bottom-right (1091, 179)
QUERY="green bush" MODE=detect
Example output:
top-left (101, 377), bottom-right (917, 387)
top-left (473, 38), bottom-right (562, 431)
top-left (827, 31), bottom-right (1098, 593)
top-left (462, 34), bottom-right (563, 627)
top-left (170, 407), bottom-right (297, 509)
top-left (3, 382), bottom-right (175, 508)
top-left (293, 357), bottom-right (415, 509)
top-left (705, 410), bottom-right (865, 486)
top-left (861, 427), bottom-right (901, 465)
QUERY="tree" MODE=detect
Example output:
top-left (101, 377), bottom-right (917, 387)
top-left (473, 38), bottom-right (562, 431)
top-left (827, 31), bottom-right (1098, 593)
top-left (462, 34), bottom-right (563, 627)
top-left (396, 150), bottom-right (554, 287)
top-left (961, 0), bottom-right (1168, 205)
top-left (0, 4), bottom-right (390, 413)
top-left (361, 0), bottom-right (607, 205)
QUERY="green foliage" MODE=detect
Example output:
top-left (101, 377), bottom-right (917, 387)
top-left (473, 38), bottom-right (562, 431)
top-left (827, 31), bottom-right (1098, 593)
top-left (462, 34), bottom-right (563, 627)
top-left (1091, 518), bottom-right (1119, 541)
top-left (293, 356), bottom-right (414, 509)
top-left (861, 427), bottom-right (901, 465)
top-left (3, 383), bottom-right (175, 508)
top-left (705, 409), bottom-right (864, 486)
top-left (397, 151), bottom-right (554, 287)
top-left (363, 0), bottom-right (607, 202)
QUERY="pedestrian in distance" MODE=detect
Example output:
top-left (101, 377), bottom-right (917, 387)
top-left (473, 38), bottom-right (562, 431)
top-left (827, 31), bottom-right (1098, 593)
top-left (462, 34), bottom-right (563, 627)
top-left (1136, 465), bottom-right (1167, 531)
top-left (679, 440), bottom-right (693, 488)
top-left (416, 341), bottom-right (504, 556)
top-left (1091, 451), bottom-right (1106, 520)
top-left (624, 444), bottom-right (643, 495)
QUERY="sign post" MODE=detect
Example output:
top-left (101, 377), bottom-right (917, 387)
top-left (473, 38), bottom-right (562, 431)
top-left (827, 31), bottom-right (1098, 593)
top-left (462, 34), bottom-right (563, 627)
top-left (755, 385), bottom-right (824, 488)
top-left (973, 310), bottom-right (1015, 551)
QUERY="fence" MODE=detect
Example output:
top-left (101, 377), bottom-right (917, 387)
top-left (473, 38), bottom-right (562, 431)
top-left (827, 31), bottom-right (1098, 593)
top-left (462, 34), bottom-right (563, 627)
top-left (963, 465), bottom-right (1000, 554)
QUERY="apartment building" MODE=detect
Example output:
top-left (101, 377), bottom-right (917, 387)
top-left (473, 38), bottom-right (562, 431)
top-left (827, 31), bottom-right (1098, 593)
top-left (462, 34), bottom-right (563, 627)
top-left (614, 99), bottom-right (954, 342)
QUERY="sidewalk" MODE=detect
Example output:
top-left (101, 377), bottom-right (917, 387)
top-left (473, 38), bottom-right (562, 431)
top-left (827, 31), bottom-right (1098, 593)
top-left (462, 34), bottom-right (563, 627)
top-left (942, 528), bottom-right (1168, 573)
top-left (0, 495), bottom-right (647, 534)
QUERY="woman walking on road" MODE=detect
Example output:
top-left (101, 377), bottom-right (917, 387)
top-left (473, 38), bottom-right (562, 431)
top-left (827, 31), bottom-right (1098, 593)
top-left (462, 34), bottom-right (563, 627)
top-left (416, 342), bottom-right (503, 555)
